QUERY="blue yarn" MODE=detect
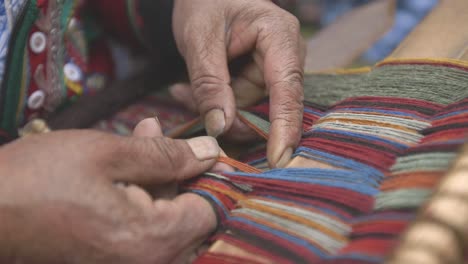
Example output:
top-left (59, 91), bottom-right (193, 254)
top-left (399, 0), bottom-right (439, 19)
top-left (0, 1), bottom-right (9, 84)
top-left (304, 108), bottom-right (325, 116)
top-left (227, 169), bottom-right (379, 196)
top-left (295, 147), bottom-right (384, 182)
top-left (433, 109), bottom-right (468, 120)
top-left (230, 217), bottom-right (331, 258)
top-left (331, 253), bottom-right (383, 263)
top-left (247, 157), bottom-right (268, 166)
top-left (192, 190), bottom-right (230, 217)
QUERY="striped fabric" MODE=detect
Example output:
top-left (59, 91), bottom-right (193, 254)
top-left (0, 0), bottom-right (25, 86)
top-left (184, 59), bottom-right (468, 263)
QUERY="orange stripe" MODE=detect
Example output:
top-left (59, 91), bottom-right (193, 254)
top-left (218, 156), bottom-right (262, 174)
top-left (196, 183), bottom-right (247, 201)
top-left (237, 112), bottom-right (269, 140)
top-left (165, 117), bottom-right (201, 138)
top-left (377, 57), bottom-right (468, 69)
top-left (249, 196), bottom-right (346, 224)
top-left (232, 212), bottom-right (346, 253)
top-left (381, 172), bottom-right (443, 190)
top-left (239, 200), bottom-right (347, 242)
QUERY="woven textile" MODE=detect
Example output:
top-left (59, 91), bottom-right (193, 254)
top-left (95, 94), bottom-right (195, 135)
top-left (183, 59), bottom-right (468, 263)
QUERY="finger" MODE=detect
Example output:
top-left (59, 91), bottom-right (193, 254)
top-left (180, 14), bottom-right (236, 138)
top-left (116, 184), bottom-right (155, 214)
top-left (231, 62), bottom-right (266, 108)
top-left (211, 148), bottom-right (235, 173)
top-left (132, 117), bottom-right (164, 138)
top-left (170, 237), bottom-right (206, 264)
top-left (132, 118), bottom-right (179, 199)
top-left (256, 13), bottom-right (305, 168)
top-left (211, 162), bottom-right (235, 173)
top-left (222, 116), bottom-right (260, 142)
top-left (169, 83), bottom-right (198, 112)
top-left (107, 136), bottom-right (220, 185)
top-left (152, 193), bottom-right (217, 261)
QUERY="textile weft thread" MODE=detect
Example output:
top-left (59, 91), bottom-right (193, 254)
top-left (183, 58), bottom-right (468, 263)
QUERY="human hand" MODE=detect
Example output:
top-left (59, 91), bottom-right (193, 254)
top-left (0, 119), bottom-right (219, 264)
top-left (172, 0), bottom-right (305, 168)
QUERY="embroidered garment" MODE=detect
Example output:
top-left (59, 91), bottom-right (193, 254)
top-left (0, 0), bottom-right (25, 90)
top-left (0, 0), bottom-right (146, 143)
top-left (179, 58), bottom-right (468, 263)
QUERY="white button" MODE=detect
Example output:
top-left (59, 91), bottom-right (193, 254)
top-left (68, 18), bottom-right (78, 29)
top-left (64, 63), bottom-right (82, 82)
top-left (29, 32), bottom-right (47, 54)
top-left (27, 90), bottom-right (46, 110)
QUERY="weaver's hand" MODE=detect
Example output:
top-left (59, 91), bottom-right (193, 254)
top-left (0, 119), bottom-right (219, 264)
top-left (172, 0), bottom-right (305, 168)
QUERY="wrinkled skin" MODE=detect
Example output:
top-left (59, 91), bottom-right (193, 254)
top-left (0, 0), bottom-right (305, 262)
top-left (172, 0), bottom-right (306, 168)
top-left (0, 118), bottom-right (219, 264)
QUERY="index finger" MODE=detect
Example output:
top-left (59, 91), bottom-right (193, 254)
top-left (256, 11), bottom-right (305, 168)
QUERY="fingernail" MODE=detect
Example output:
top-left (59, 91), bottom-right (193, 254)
top-left (153, 116), bottom-right (161, 126)
top-left (187, 136), bottom-right (220, 161)
top-left (205, 109), bottom-right (225, 138)
top-left (275, 147), bottom-right (293, 168)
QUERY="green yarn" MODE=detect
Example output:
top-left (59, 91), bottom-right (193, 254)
top-left (239, 110), bottom-right (271, 135)
top-left (375, 189), bottom-right (432, 210)
top-left (304, 64), bottom-right (468, 106)
top-left (391, 152), bottom-right (458, 173)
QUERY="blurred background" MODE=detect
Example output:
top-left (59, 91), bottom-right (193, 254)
top-left (284, 0), bottom-right (439, 63)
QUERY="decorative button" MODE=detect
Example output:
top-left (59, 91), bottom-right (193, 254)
top-left (64, 63), bottom-right (82, 82)
top-left (19, 118), bottom-right (51, 137)
top-left (29, 32), bottom-right (47, 54)
top-left (27, 90), bottom-right (46, 110)
top-left (68, 18), bottom-right (78, 29)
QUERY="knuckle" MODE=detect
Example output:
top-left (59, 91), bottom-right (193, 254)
top-left (285, 65), bottom-right (304, 85)
top-left (284, 13), bottom-right (300, 32)
top-left (151, 139), bottom-right (181, 174)
top-left (192, 74), bottom-right (228, 92)
top-left (97, 136), bottom-right (132, 173)
top-left (191, 75), bottom-right (229, 109)
top-left (272, 97), bottom-right (304, 128)
top-left (274, 64), bottom-right (304, 89)
top-left (280, 92), bottom-right (304, 115)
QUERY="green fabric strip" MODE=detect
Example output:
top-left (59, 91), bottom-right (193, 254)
top-left (375, 189), bottom-right (432, 210)
top-left (239, 110), bottom-right (271, 135)
top-left (390, 152), bottom-right (458, 174)
top-left (61, 0), bottom-right (77, 32)
top-left (2, 0), bottom-right (38, 135)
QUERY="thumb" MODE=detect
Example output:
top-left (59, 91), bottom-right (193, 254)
top-left (108, 136), bottom-right (220, 185)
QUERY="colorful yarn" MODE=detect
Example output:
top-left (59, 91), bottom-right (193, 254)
top-left (184, 59), bottom-right (468, 263)
top-left (94, 94), bottom-right (195, 135)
